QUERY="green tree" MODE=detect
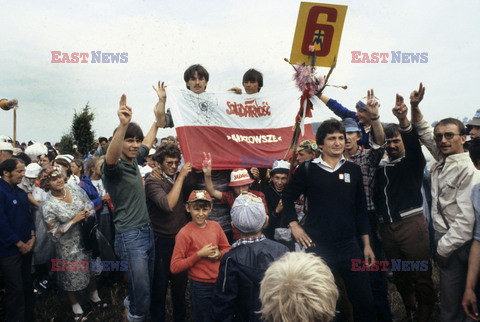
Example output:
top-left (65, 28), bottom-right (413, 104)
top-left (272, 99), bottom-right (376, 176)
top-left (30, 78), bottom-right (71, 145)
top-left (59, 132), bottom-right (75, 155)
top-left (72, 103), bottom-right (95, 157)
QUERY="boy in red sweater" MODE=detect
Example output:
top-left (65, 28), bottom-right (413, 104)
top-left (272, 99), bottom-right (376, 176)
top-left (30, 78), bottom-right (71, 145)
top-left (170, 190), bottom-right (231, 322)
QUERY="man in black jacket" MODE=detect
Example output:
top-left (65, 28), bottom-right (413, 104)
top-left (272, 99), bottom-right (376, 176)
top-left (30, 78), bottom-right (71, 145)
top-left (211, 192), bottom-right (288, 321)
top-left (283, 119), bottom-right (376, 322)
top-left (373, 94), bottom-right (435, 321)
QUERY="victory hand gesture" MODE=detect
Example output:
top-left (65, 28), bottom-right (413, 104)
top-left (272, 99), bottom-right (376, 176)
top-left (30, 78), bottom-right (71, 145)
top-left (366, 89), bottom-right (380, 119)
top-left (118, 94), bottom-right (132, 126)
top-left (202, 152), bottom-right (212, 176)
top-left (152, 81), bottom-right (167, 103)
top-left (392, 94), bottom-right (408, 121)
top-left (410, 82), bottom-right (425, 108)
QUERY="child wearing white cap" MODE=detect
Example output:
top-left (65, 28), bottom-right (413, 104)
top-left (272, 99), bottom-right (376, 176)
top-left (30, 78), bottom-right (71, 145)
top-left (211, 193), bottom-right (289, 321)
top-left (202, 152), bottom-right (268, 241)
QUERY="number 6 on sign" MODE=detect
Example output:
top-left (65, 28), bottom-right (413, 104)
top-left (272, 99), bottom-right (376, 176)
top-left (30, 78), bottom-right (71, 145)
top-left (290, 2), bottom-right (348, 67)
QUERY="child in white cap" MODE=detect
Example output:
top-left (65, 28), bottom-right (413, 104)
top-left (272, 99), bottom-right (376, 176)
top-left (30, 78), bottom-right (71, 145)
top-left (211, 192), bottom-right (289, 321)
top-left (202, 152), bottom-right (268, 241)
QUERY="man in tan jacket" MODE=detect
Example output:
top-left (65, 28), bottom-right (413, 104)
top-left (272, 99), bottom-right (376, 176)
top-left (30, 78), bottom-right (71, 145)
top-left (411, 83), bottom-right (480, 321)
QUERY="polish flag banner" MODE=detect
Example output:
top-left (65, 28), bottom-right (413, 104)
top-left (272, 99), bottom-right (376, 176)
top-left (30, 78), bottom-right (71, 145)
top-left (166, 88), bottom-right (316, 170)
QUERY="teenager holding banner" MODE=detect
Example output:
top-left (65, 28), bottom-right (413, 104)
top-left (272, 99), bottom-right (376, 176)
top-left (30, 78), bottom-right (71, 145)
top-left (153, 65), bottom-right (233, 240)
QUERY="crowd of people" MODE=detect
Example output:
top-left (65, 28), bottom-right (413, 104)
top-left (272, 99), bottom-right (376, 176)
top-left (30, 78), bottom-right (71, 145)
top-left (1, 64), bottom-right (480, 322)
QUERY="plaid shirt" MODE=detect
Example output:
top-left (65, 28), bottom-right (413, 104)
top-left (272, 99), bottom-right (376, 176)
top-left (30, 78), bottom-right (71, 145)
top-left (232, 234), bottom-right (266, 248)
top-left (348, 141), bottom-right (385, 211)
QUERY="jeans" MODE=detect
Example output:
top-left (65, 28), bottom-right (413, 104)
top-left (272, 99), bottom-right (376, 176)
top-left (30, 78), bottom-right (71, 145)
top-left (435, 231), bottom-right (475, 322)
top-left (189, 279), bottom-right (215, 322)
top-left (0, 253), bottom-right (34, 322)
top-left (150, 237), bottom-right (187, 322)
top-left (115, 224), bottom-right (155, 322)
top-left (310, 238), bottom-right (375, 322)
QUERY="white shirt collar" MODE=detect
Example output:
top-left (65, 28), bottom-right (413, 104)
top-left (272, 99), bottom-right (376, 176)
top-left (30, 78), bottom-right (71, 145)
top-left (312, 155), bottom-right (346, 173)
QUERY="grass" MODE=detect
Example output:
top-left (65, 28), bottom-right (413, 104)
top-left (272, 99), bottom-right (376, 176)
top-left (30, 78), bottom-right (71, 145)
top-left (0, 265), bottom-right (441, 321)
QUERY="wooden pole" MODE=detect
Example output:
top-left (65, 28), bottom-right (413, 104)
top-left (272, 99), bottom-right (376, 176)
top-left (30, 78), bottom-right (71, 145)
top-left (13, 109), bottom-right (16, 146)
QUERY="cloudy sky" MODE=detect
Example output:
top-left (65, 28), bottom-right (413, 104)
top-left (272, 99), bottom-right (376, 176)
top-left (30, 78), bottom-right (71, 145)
top-left (1, 0), bottom-right (479, 143)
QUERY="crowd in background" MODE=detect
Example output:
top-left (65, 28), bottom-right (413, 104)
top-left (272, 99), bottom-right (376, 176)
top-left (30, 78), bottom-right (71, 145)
top-left (1, 65), bottom-right (480, 322)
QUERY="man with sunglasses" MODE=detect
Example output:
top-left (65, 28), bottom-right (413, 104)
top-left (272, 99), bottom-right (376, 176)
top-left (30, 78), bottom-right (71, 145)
top-left (411, 83), bottom-right (480, 322)
top-left (146, 143), bottom-right (192, 321)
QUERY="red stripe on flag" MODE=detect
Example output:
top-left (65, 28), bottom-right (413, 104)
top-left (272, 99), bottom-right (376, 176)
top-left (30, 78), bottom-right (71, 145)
top-left (176, 125), bottom-right (315, 170)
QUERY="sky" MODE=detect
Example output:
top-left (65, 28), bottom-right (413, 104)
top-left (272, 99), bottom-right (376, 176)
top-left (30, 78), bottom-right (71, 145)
top-left (1, 0), bottom-right (479, 144)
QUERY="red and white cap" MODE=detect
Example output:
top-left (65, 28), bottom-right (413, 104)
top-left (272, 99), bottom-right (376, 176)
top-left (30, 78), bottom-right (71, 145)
top-left (228, 168), bottom-right (254, 187)
top-left (187, 190), bottom-right (212, 203)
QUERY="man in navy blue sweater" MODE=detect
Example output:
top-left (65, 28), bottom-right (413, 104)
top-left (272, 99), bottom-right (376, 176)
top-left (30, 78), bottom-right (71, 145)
top-left (0, 158), bottom-right (36, 322)
top-left (283, 119), bottom-right (375, 322)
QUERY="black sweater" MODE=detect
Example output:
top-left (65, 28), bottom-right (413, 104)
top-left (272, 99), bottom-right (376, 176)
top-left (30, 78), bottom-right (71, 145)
top-left (373, 126), bottom-right (425, 223)
top-left (283, 160), bottom-right (370, 244)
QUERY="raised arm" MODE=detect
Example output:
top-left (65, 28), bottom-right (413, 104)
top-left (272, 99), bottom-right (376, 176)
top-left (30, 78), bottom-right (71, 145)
top-left (392, 94), bottom-right (410, 128)
top-left (315, 93), bottom-right (357, 119)
top-left (410, 82), bottom-right (425, 123)
top-left (365, 89), bottom-right (385, 145)
top-left (166, 162), bottom-right (192, 210)
top-left (152, 81), bottom-right (167, 128)
top-left (409, 83), bottom-right (442, 161)
top-left (142, 90), bottom-right (163, 149)
top-left (201, 152), bottom-right (223, 200)
top-left (105, 94), bottom-right (132, 166)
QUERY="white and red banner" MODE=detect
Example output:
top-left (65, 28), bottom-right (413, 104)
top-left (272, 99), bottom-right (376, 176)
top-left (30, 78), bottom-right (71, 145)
top-left (166, 88), bottom-right (317, 170)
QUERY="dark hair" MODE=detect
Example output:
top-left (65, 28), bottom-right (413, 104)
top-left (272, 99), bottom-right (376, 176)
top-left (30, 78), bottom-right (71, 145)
top-left (72, 159), bottom-right (85, 177)
top-left (187, 200), bottom-right (212, 209)
top-left (316, 119), bottom-right (346, 145)
top-left (113, 122), bottom-right (144, 141)
top-left (85, 157), bottom-right (99, 177)
top-left (153, 143), bottom-right (181, 164)
top-left (184, 64), bottom-right (209, 87)
top-left (384, 124), bottom-right (401, 139)
top-left (0, 158), bottom-right (23, 177)
top-left (14, 152), bottom-right (31, 166)
top-left (54, 157), bottom-right (72, 178)
top-left (47, 150), bottom-right (57, 162)
top-left (469, 136), bottom-right (480, 167)
top-left (434, 118), bottom-right (466, 136)
top-left (243, 69), bottom-right (263, 92)
top-left (98, 137), bottom-right (108, 144)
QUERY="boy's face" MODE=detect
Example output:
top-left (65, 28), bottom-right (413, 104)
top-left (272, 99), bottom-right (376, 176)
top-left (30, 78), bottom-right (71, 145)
top-left (122, 137), bottom-right (142, 163)
top-left (39, 156), bottom-right (50, 167)
top-left (186, 202), bottom-right (212, 228)
top-left (232, 184), bottom-right (250, 197)
top-left (243, 80), bottom-right (259, 94)
top-left (271, 173), bottom-right (288, 192)
top-left (187, 71), bottom-right (207, 94)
